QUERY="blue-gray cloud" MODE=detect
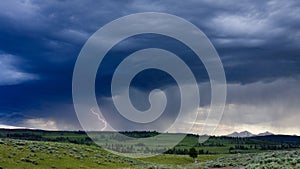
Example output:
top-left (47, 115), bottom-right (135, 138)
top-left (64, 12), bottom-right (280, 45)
top-left (0, 0), bottom-right (299, 133)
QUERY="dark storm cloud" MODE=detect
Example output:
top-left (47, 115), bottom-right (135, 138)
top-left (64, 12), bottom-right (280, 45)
top-left (1, 0), bottom-right (299, 84)
top-left (0, 0), bottom-right (299, 132)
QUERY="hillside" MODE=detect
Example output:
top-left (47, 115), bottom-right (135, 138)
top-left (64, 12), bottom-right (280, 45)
top-left (1, 138), bottom-right (300, 169)
top-left (0, 138), bottom-right (144, 169)
top-left (0, 129), bottom-right (300, 168)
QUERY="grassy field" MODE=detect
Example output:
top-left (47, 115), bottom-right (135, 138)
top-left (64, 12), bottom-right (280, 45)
top-left (203, 150), bottom-right (300, 169)
top-left (1, 138), bottom-right (300, 169)
top-left (0, 138), bottom-right (230, 169)
top-left (0, 138), bottom-right (144, 169)
top-left (1, 129), bottom-right (300, 168)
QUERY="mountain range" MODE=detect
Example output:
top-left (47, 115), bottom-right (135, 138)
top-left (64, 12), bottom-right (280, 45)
top-left (226, 131), bottom-right (274, 138)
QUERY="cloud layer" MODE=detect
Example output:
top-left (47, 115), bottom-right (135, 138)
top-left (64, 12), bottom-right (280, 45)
top-left (0, 0), bottom-right (299, 135)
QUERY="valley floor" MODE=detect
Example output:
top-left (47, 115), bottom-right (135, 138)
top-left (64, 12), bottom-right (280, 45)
top-left (0, 138), bottom-right (299, 169)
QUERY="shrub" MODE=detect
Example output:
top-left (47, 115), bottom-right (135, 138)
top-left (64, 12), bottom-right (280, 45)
top-left (188, 147), bottom-right (198, 159)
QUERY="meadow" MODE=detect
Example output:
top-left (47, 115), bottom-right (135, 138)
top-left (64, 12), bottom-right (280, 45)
top-left (0, 138), bottom-right (230, 169)
top-left (0, 129), bottom-right (300, 168)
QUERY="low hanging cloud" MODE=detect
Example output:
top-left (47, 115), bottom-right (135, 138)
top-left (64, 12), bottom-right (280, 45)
top-left (24, 118), bottom-right (58, 130)
top-left (0, 76), bottom-right (298, 136)
top-left (0, 124), bottom-right (27, 129)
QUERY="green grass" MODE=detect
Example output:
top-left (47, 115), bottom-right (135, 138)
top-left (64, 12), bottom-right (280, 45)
top-left (203, 149), bottom-right (300, 169)
top-left (197, 154), bottom-right (232, 162)
top-left (1, 138), bottom-right (300, 169)
top-left (0, 138), bottom-right (144, 169)
top-left (140, 154), bottom-right (193, 164)
top-left (1, 130), bottom-right (300, 168)
top-left (140, 154), bottom-right (231, 165)
top-left (0, 138), bottom-right (225, 169)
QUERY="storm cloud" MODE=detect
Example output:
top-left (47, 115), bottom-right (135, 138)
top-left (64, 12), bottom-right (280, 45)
top-left (0, 0), bottom-right (299, 135)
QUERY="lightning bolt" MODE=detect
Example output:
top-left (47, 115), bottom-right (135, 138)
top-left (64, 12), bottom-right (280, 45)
top-left (90, 108), bottom-right (107, 131)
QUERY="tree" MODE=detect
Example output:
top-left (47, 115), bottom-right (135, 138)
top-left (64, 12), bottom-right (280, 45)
top-left (188, 147), bottom-right (198, 159)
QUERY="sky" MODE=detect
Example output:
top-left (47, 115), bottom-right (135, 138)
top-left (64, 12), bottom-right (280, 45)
top-left (0, 0), bottom-right (300, 135)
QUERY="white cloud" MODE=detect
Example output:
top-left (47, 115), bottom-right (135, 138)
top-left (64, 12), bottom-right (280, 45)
top-left (0, 0), bottom-right (39, 20)
top-left (0, 54), bottom-right (37, 85)
top-left (0, 124), bottom-right (27, 129)
top-left (211, 14), bottom-right (269, 37)
top-left (24, 118), bottom-right (58, 130)
top-left (54, 29), bottom-right (90, 44)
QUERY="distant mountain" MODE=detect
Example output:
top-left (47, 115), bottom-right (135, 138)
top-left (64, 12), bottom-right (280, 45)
top-left (257, 131), bottom-right (274, 136)
top-left (226, 131), bottom-right (275, 138)
top-left (226, 131), bottom-right (256, 138)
